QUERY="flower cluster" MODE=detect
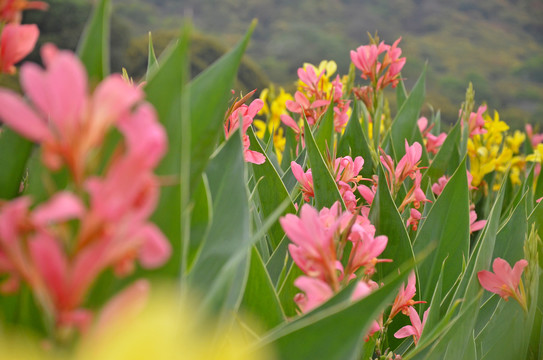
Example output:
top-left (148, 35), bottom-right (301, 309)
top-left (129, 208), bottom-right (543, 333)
top-left (467, 107), bottom-right (527, 189)
top-left (0, 45), bottom-right (171, 336)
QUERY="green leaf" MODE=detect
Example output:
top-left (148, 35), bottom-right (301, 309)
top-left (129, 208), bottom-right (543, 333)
top-left (146, 32), bottom-right (159, 80)
top-left (0, 129), bottom-right (32, 199)
top-left (314, 103), bottom-right (335, 155)
top-left (337, 100), bottom-right (375, 179)
top-left (303, 116), bottom-right (345, 209)
top-left (493, 193), bottom-right (527, 263)
top-left (277, 262), bottom-right (304, 318)
top-left (414, 158), bottom-right (470, 301)
top-left (76, 0), bottom-right (110, 81)
top-left (266, 234), bottom-right (291, 287)
top-left (240, 247), bottom-right (286, 331)
top-left (187, 174), bottom-right (212, 271)
top-left (424, 119), bottom-right (461, 184)
top-left (186, 129), bottom-right (251, 314)
top-left (248, 127), bottom-right (296, 250)
top-left (145, 24), bottom-right (190, 277)
top-left (396, 77), bottom-right (408, 109)
top-left (370, 164), bottom-right (416, 281)
top-left (256, 269), bottom-right (409, 360)
top-left (390, 65), bottom-right (427, 161)
top-left (188, 20), bottom-right (256, 190)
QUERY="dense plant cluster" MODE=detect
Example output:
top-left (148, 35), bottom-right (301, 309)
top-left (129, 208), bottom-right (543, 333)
top-left (0, 1), bottom-right (541, 359)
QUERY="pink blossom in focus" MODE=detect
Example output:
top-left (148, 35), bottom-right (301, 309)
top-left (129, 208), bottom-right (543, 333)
top-left (390, 272), bottom-right (425, 319)
top-left (0, 23), bottom-right (39, 74)
top-left (394, 306), bottom-right (429, 345)
top-left (280, 204), bottom-right (341, 288)
top-left (291, 161), bottom-right (314, 202)
top-left (224, 98), bottom-right (266, 164)
top-left (406, 208), bottom-right (422, 231)
top-left (285, 91), bottom-right (329, 126)
top-left (334, 156), bottom-right (364, 185)
top-left (477, 257), bottom-right (528, 311)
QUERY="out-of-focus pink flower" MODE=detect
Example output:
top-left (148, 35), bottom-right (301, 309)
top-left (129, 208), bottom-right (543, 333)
top-left (224, 98), bottom-right (266, 164)
top-left (425, 133), bottom-right (447, 155)
top-left (477, 257), bottom-right (528, 311)
top-left (95, 279), bottom-right (150, 332)
top-left (280, 204), bottom-right (342, 288)
top-left (293, 276), bottom-right (334, 313)
top-left (526, 124), bottom-right (543, 147)
top-left (291, 161), bottom-right (314, 202)
top-left (394, 306), bottom-right (429, 345)
top-left (0, 0), bottom-right (48, 24)
top-left (390, 272), bottom-right (425, 319)
top-left (537, 197), bottom-right (542, 203)
top-left (0, 23), bottom-right (39, 74)
top-left (333, 100), bottom-right (351, 133)
top-left (0, 44), bottom-right (144, 183)
top-left (467, 105), bottom-right (487, 138)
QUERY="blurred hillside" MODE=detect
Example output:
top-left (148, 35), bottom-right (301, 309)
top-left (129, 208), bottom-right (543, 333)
top-left (18, 0), bottom-right (543, 128)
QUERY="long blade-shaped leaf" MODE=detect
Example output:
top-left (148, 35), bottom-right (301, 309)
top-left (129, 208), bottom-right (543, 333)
top-left (77, 0), bottom-right (110, 81)
top-left (248, 127), bottom-right (296, 250)
top-left (0, 129), bottom-right (32, 199)
top-left (188, 20), bottom-right (257, 190)
top-left (303, 116), bottom-right (344, 209)
top-left (414, 158), bottom-right (470, 301)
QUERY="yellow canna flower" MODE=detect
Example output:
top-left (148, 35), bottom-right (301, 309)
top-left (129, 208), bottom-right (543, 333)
top-left (505, 130), bottom-right (526, 154)
top-left (526, 143), bottom-right (543, 163)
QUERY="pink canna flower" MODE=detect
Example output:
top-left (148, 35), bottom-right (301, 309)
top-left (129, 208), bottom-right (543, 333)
top-left (338, 181), bottom-right (358, 213)
top-left (224, 97), bottom-right (266, 164)
top-left (394, 306), bottom-right (429, 345)
top-left (525, 124), bottom-right (543, 147)
top-left (395, 140), bottom-right (423, 184)
top-left (0, 23), bottom-right (39, 74)
top-left (297, 65), bottom-right (325, 97)
top-left (406, 208), bottom-right (422, 231)
top-left (0, 0), bottom-right (48, 24)
top-left (477, 257), bottom-right (528, 311)
top-left (293, 276), bottom-right (334, 313)
top-left (467, 105), bottom-right (487, 138)
top-left (469, 209), bottom-right (486, 233)
top-left (291, 161), bottom-right (314, 202)
top-left (431, 175), bottom-right (449, 196)
top-left (390, 272), bottom-right (425, 319)
top-left (285, 91), bottom-right (329, 126)
top-left (399, 171), bottom-right (430, 212)
top-left (334, 156), bottom-right (364, 185)
top-left (346, 222), bottom-right (390, 277)
top-left (0, 44), bottom-right (144, 183)
top-left (425, 132), bottom-right (447, 155)
top-left (350, 41), bottom-right (388, 83)
top-left (280, 203), bottom-right (343, 289)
